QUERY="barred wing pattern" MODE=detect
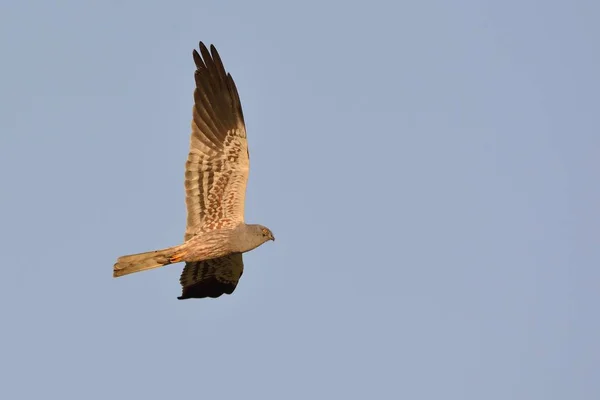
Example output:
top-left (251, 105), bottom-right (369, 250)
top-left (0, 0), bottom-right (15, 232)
top-left (185, 43), bottom-right (248, 237)
top-left (180, 43), bottom-right (248, 299)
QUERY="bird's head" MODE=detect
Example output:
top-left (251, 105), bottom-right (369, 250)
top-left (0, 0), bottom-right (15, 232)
top-left (258, 225), bottom-right (275, 242)
top-left (233, 224), bottom-right (275, 253)
top-left (246, 224), bottom-right (275, 243)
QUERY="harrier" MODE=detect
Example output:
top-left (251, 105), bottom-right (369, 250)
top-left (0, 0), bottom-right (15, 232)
top-left (113, 42), bottom-right (274, 299)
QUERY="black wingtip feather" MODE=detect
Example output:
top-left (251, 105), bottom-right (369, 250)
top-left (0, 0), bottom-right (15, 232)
top-left (192, 49), bottom-right (205, 69)
top-left (199, 41), bottom-right (209, 54)
top-left (190, 41), bottom-right (245, 139)
top-left (177, 278), bottom-right (237, 300)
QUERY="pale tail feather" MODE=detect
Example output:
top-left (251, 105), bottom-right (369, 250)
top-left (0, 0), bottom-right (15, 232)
top-left (113, 245), bottom-right (185, 278)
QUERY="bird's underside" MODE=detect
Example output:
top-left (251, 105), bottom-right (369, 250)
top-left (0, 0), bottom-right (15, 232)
top-left (113, 227), bottom-right (246, 299)
top-left (113, 42), bottom-right (253, 299)
top-left (113, 226), bottom-right (238, 278)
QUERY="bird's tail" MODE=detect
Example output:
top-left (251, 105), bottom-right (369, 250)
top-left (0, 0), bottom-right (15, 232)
top-left (113, 245), bottom-right (187, 278)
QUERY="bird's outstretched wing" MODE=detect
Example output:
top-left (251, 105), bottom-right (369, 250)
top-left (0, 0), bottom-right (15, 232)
top-left (185, 42), bottom-right (248, 239)
top-left (178, 254), bottom-right (244, 299)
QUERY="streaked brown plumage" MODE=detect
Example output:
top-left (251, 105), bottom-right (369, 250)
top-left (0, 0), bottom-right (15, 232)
top-left (113, 42), bottom-right (274, 299)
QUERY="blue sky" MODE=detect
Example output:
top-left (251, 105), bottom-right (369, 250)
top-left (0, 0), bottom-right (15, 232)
top-left (1, 0), bottom-right (598, 399)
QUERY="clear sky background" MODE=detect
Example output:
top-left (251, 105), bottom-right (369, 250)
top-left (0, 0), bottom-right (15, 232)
top-left (0, 0), bottom-right (598, 399)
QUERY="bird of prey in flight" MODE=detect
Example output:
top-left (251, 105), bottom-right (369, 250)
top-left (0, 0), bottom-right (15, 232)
top-left (113, 42), bottom-right (274, 299)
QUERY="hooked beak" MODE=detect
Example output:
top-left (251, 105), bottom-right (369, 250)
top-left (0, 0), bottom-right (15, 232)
top-left (269, 233), bottom-right (275, 241)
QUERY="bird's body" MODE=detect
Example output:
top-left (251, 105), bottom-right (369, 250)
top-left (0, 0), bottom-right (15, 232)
top-left (113, 223), bottom-right (273, 278)
top-left (113, 42), bottom-right (274, 299)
